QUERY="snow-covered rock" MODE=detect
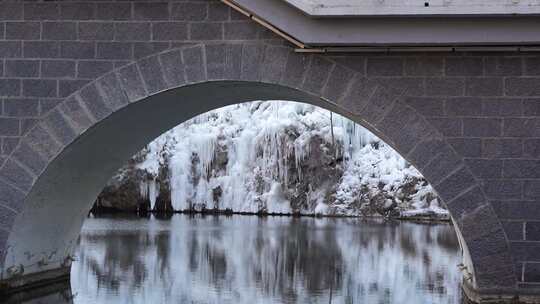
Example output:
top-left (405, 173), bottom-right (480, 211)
top-left (94, 101), bottom-right (448, 219)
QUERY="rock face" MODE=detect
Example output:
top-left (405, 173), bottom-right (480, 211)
top-left (93, 163), bottom-right (145, 213)
top-left (93, 101), bottom-right (447, 219)
top-left (94, 151), bottom-right (172, 214)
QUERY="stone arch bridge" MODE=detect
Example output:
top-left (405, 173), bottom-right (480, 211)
top-left (0, 1), bottom-right (539, 303)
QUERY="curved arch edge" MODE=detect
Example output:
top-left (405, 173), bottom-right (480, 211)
top-left (0, 42), bottom-right (518, 296)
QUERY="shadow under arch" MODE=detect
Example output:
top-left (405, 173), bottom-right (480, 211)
top-left (0, 43), bottom-right (516, 297)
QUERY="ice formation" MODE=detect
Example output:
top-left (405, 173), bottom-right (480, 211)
top-left (112, 100), bottom-right (447, 218)
top-left (139, 178), bottom-right (159, 210)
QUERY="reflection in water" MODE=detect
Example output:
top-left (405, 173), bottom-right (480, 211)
top-left (1, 214), bottom-right (463, 303)
top-left (1, 281), bottom-right (74, 304)
top-left (69, 214), bottom-right (462, 304)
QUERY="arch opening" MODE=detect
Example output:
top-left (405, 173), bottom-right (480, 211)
top-left (93, 99), bottom-right (447, 219)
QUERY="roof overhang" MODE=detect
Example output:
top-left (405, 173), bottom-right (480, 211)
top-left (283, 0), bottom-right (540, 17)
top-left (225, 0), bottom-right (540, 50)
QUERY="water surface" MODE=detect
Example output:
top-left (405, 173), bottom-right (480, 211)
top-left (68, 214), bottom-right (462, 304)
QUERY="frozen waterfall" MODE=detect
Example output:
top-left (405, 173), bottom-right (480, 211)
top-left (130, 100), bottom-right (446, 217)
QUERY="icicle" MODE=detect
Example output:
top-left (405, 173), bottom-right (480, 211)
top-left (170, 150), bottom-right (193, 211)
top-left (294, 133), bottom-right (311, 181)
top-left (148, 179), bottom-right (159, 210)
top-left (139, 180), bottom-right (148, 201)
top-left (194, 134), bottom-right (216, 178)
top-left (139, 178), bottom-right (159, 210)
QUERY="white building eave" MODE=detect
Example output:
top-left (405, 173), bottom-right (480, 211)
top-left (226, 0), bottom-right (540, 48)
top-left (284, 0), bottom-right (540, 17)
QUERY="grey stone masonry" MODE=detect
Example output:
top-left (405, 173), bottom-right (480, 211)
top-left (0, 0), bottom-right (539, 301)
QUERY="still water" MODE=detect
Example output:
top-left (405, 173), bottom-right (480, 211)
top-left (7, 214), bottom-right (464, 304)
